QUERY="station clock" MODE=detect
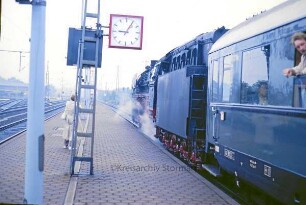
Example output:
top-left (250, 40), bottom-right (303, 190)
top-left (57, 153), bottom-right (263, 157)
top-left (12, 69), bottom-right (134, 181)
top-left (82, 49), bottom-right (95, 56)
top-left (109, 14), bottom-right (144, 50)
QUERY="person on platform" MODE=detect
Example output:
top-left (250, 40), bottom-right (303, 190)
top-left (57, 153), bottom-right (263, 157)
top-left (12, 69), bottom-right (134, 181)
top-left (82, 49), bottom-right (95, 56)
top-left (61, 95), bottom-right (75, 149)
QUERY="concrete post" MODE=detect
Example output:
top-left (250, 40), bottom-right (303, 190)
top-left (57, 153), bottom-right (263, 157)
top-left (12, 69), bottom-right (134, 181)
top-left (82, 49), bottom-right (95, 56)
top-left (24, 0), bottom-right (46, 204)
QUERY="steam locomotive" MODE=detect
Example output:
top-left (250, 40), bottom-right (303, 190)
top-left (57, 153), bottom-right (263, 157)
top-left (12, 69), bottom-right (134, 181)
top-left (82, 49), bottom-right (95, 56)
top-left (132, 0), bottom-right (306, 204)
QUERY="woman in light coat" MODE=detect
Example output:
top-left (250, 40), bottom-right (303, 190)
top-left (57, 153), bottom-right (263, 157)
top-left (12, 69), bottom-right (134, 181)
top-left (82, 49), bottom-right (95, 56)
top-left (61, 95), bottom-right (75, 149)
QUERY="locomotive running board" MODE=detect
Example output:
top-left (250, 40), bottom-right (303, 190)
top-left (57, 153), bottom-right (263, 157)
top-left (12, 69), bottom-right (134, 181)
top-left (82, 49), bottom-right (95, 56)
top-left (202, 164), bottom-right (221, 177)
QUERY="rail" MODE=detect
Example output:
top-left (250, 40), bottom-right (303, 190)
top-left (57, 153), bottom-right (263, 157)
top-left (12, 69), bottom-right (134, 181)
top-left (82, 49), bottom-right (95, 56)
top-left (0, 101), bottom-right (65, 144)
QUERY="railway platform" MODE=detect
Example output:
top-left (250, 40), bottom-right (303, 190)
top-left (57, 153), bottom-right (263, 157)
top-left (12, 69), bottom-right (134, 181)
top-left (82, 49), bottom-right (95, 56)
top-left (0, 103), bottom-right (240, 205)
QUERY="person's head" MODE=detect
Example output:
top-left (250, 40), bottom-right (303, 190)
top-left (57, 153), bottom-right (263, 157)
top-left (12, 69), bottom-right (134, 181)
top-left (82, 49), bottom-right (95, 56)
top-left (291, 32), bottom-right (306, 55)
top-left (71, 95), bottom-right (75, 101)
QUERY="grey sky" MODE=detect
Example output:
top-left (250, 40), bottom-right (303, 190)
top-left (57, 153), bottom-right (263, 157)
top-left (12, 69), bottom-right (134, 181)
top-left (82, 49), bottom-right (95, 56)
top-left (0, 0), bottom-right (286, 91)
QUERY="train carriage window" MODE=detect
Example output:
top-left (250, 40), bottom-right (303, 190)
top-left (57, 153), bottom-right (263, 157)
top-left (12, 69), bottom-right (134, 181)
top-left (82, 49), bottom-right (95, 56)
top-left (293, 36), bottom-right (306, 108)
top-left (222, 54), bottom-right (238, 102)
top-left (241, 46), bottom-right (270, 105)
top-left (293, 33), bottom-right (306, 108)
top-left (212, 60), bottom-right (219, 102)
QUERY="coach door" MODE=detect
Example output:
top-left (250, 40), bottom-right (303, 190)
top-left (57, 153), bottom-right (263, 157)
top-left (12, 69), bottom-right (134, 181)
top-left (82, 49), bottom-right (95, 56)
top-left (209, 60), bottom-right (220, 143)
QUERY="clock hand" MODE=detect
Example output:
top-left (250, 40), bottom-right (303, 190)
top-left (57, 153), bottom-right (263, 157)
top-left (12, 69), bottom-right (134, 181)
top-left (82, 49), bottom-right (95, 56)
top-left (124, 21), bottom-right (134, 35)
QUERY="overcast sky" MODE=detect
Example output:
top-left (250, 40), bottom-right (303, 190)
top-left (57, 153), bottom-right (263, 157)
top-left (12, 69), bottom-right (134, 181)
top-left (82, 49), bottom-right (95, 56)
top-left (0, 0), bottom-right (287, 91)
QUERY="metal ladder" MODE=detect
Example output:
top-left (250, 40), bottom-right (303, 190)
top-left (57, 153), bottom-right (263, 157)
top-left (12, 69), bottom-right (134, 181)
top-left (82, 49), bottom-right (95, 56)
top-left (189, 74), bottom-right (206, 153)
top-left (70, 0), bottom-right (101, 175)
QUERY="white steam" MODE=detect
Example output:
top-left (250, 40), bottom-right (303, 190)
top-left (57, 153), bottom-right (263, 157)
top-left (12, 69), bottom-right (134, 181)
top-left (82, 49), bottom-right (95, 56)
top-left (113, 90), bottom-right (156, 139)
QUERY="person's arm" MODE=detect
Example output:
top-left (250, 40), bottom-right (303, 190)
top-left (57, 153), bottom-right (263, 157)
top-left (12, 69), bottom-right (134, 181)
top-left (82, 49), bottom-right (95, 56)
top-left (292, 59), bottom-right (305, 75)
top-left (283, 67), bottom-right (296, 76)
top-left (283, 58), bottom-right (304, 76)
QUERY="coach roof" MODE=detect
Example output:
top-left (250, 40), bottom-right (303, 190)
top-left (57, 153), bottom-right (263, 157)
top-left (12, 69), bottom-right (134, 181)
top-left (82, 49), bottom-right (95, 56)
top-left (210, 0), bottom-right (306, 53)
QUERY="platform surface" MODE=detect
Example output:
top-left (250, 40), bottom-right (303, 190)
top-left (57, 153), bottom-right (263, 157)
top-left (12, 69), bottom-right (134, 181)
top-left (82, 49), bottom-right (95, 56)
top-left (0, 103), bottom-right (239, 205)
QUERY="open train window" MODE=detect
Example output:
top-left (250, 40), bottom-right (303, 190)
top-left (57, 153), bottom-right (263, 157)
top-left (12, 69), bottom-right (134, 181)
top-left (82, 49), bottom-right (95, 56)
top-left (292, 32), bottom-right (306, 108)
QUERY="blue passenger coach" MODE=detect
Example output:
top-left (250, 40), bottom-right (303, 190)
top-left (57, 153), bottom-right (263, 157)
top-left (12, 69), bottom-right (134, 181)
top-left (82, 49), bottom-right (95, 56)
top-left (205, 0), bottom-right (306, 204)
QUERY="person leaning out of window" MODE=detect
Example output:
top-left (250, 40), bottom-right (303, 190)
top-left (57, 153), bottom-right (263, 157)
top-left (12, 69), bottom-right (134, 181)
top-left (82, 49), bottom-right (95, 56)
top-left (283, 32), bottom-right (306, 77)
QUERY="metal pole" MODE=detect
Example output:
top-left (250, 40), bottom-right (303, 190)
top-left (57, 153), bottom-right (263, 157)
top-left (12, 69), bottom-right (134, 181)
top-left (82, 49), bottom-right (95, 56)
top-left (46, 61), bottom-right (50, 100)
top-left (24, 0), bottom-right (46, 204)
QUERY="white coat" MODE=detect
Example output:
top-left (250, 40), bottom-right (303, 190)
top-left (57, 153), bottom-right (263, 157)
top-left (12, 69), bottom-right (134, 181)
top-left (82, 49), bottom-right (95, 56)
top-left (62, 100), bottom-right (75, 141)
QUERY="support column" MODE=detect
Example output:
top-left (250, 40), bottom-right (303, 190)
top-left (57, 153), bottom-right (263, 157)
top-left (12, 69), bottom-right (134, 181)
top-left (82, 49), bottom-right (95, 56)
top-left (24, 0), bottom-right (46, 204)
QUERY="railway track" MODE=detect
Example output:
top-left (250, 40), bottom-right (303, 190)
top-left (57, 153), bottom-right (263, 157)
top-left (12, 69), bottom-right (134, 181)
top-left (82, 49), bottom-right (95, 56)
top-left (0, 100), bottom-right (65, 144)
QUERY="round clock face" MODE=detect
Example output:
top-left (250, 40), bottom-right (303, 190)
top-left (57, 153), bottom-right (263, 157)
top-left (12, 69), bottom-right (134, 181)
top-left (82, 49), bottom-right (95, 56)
top-left (109, 14), bottom-right (143, 49)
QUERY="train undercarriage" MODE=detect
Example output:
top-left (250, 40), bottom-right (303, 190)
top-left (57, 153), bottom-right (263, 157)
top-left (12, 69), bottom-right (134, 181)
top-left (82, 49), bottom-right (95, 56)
top-left (155, 126), bottom-right (204, 170)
